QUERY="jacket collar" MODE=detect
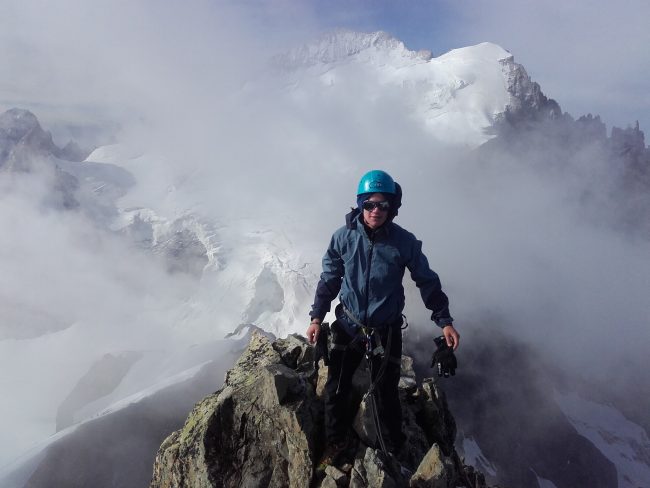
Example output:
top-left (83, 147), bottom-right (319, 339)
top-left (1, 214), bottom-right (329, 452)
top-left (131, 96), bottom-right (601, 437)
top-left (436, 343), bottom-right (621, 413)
top-left (345, 208), bottom-right (392, 237)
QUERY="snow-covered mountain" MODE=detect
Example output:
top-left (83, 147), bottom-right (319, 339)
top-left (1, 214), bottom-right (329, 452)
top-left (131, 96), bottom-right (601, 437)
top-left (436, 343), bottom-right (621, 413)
top-left (1, 30), bottom-right (648, 488)
top-left (269, 30), bottom-right (557, 147)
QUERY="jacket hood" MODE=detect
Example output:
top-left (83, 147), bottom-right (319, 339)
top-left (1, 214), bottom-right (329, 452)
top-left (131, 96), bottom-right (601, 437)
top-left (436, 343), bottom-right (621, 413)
top-left (345, 207), bottom-right (393, 236)
top-left (345, 208), bottom-right (361, 229)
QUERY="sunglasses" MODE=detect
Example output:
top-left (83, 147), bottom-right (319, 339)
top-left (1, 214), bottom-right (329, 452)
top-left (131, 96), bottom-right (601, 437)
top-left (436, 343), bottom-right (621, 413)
top-left (362, 200), bottom-right (390, 212)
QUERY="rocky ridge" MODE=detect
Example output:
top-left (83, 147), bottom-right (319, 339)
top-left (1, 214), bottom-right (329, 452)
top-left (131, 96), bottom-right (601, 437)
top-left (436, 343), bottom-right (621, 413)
top-left (150, 332), bottom-right (494, 488)
top-left (0, 108), bottom-right (89, 171)
top-left (497, 55), bottom-right (562, 124)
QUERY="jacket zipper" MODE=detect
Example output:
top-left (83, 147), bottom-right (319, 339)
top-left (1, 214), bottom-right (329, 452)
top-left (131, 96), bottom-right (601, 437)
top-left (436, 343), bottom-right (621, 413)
top-left (364, 234), bottom-right (374, 326)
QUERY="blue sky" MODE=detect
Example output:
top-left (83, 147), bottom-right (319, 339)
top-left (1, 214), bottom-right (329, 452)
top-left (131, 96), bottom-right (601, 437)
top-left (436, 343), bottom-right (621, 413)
top-left (310, 0), bottom-right (462, 55)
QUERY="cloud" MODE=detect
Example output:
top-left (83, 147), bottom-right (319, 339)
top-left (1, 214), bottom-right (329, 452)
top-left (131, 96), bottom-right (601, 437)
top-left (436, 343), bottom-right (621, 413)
top-left (2, 0), bottom-right (647, 378)
top-left (0, 1), bottom-right (280, 140)
top-left (0, 163), bottom-right (204, 467)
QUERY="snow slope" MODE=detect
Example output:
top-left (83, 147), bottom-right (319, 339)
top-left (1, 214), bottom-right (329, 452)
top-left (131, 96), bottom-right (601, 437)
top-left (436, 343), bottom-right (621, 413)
top-left (272, 31), bottom-right (515, 147)
top-left (555, 391), bottom-right (650, 488)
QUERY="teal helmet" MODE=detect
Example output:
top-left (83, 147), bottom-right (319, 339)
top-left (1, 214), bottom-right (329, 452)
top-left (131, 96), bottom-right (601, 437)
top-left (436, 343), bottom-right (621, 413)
top-left (357, 170), bottom-right (396, 196)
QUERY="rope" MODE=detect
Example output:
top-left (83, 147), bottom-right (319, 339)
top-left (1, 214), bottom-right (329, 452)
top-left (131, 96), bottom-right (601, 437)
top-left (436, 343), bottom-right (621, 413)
top-left (364, 326), bottom-right (393, 456)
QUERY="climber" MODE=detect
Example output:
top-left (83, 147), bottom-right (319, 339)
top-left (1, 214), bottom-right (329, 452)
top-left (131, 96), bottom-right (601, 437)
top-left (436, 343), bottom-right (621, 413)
top-left (306, 169), bottom-right (460, 468)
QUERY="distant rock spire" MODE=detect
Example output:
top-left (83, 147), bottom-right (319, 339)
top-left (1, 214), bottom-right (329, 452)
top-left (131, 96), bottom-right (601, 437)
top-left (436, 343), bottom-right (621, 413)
top-left (0, 108), bottom-right (89, 171)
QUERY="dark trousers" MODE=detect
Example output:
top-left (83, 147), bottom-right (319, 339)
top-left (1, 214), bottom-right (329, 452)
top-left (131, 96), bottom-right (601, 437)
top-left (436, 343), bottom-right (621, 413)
top-left (324, 321), bottom-right (403, 448)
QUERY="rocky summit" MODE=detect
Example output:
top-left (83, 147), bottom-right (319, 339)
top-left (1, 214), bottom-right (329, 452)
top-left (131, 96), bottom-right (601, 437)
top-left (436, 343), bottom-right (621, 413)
top-left (150, 331), bottom-right (494, 488)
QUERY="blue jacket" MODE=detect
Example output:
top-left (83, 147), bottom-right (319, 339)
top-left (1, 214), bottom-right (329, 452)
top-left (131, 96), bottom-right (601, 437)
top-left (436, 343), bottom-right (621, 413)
top-left (310, 209), bottom-right (453, 335)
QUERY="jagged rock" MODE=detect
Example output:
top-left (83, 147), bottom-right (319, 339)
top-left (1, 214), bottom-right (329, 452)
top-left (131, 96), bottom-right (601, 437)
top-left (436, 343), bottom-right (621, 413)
top-left (243, 266), bottom-right (286, 323)
top-left (59, 139), bottom-right (91, 162)
top-left (152, 222), bottom-right (210, 276)
top-left (0, 108), bottom-right (86, 210)
top-left (47, 165), bottom-right (80, 209)
top-left (119, 212), bottom-right (214, 277)
top-left (410, 444), bottom-right (458, 488)
top-left (150, 332), bottom-right (321, 488)
top-left (611, 120), bottom-right (646, 156)
top-left (0, 108), bottom-right (58, 170)
top-left (0, 108), bottom-right (86, 171)
top-left (272, 333), bottom-right (313, 371)
top-left (610, 120), bottom-right (650, 182)
top-left (399, 356), bottom-right (417, 389)
top-left (150, 332), bottom-right (495, 488)
top-left (576, 114), bottom-right (607, 140)
top-left (350, 447), bottom-right (404, 487)
top-left (323, 465), bottom-right (348, 487)
top-left (498, 56), bottom-right (562, 125)
top-left (352, 395), bottom-right (379, 448)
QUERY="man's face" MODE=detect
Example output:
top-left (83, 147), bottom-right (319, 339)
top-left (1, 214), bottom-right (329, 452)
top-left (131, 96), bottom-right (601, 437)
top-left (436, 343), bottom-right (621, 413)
top-left (362, 193), bottom-right (390, 230)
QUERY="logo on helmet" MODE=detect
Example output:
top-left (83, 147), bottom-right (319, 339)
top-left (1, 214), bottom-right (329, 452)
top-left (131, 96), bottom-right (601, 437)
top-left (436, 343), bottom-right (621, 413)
top-left (357, 170), bottom-right (396, 196)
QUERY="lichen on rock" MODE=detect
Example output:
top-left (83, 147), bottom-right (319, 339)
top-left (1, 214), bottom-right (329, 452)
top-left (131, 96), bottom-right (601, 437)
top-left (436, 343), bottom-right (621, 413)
top-left (150, 331), bottom-right (495, 488)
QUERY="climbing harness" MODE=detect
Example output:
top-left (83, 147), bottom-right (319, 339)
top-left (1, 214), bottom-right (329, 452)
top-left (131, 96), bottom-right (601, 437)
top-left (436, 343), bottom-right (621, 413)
top-left (337, 305), bottom-right (399, 456)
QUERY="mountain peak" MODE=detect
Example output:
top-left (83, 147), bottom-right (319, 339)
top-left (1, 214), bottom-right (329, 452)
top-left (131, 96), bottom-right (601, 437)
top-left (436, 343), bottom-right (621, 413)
top-left (268, 33), bottom-right (557, 146)
top-left (442, 42), bottom-right (513, 63)
top-left (0, 108), bottom-right (42, 142)
top-left (0, 108), bottom-right (59, 170)
top-left (274, 29), bottom-right (431, 70)
top-left (0, 108), bottom-right (91, 169)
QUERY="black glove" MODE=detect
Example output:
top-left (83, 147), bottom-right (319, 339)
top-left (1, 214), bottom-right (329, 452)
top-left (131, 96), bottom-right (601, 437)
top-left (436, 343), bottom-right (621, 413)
top-left (314, 322), bottom-right (330, 369)
top-left (431, 336), bottom-right (457, 377)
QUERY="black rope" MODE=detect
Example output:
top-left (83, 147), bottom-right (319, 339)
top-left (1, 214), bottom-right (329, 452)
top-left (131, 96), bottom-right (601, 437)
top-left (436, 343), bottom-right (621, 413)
top-left (334, 332), bottom-right (366, 395)
top-left (367, 386), bottom-right (388, 453)
top-left (363, 327), bottom-right (393, 456)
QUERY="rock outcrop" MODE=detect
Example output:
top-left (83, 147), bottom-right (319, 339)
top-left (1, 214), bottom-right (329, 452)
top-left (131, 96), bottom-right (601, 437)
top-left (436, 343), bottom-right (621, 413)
top-left (150, 332), bottom-right (494, 488)
top-left (0, 108), bottom-right (89, 171)
top-left (498, 56), bottom-right (562, 125)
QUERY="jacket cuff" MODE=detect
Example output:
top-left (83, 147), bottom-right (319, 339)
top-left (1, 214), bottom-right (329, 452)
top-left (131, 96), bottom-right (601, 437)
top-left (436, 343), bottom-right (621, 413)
top-left (434, 317), bottom-right (454, 328)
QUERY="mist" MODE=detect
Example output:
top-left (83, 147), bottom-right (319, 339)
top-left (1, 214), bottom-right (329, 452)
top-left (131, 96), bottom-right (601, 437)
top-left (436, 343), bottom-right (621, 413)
top-left (0, 0), bottom-right (648, 482)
